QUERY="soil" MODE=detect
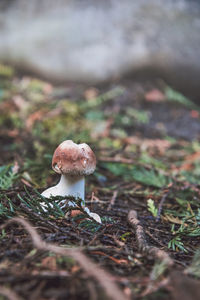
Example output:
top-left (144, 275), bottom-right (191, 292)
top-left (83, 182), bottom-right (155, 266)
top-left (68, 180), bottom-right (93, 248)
top-left (0, 77), bottom-right (200, 300)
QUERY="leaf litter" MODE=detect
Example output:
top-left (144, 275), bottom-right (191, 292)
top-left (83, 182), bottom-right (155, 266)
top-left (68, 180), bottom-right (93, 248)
top-left (0, 65), bottom-right (200, 299)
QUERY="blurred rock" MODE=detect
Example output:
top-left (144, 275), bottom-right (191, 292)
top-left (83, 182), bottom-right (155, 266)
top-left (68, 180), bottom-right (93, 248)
top-left (0, 0), bottom-right (200, 99)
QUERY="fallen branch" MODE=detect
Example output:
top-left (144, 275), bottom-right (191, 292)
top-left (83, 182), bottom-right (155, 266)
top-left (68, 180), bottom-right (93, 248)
top-left (127, 210), bottom-right (173, 267)
top-left (107, 191), bottom-right (118, 211)
top-left (0, 286), bottom-right (21, 300)
top-left (128, 210), bottom-right (173, 297)
top-left (1, 217), bottom-right (128, 300)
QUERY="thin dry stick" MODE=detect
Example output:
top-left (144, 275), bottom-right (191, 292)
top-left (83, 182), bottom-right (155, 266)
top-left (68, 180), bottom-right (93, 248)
top-left (0, 286), bottom-right (21, 300)
top-left (127, 210), bottom-right (173, 267)
top-left (87, 226), bottom-right (108, 246)
top-left (1, 217), bottom-right (128, 300)
top-left (156, 184), bottom-right (173, 222)
top-left (107, 191), bottom-right (118, 211)
top-left (20, 202), bottom-right (60, 232)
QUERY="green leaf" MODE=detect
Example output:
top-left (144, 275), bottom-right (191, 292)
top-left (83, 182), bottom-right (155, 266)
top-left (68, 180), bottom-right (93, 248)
top-left (126, 108), bottom-right (149, 124)
top-left (0, 64), bottom-right (14, 78)
top-left (165, 87), bottom-right (198, 110)
top-left (168, 236), bottom-right (187, 252)
top-left (85, 110), bottom-right (105, 121)
top-left (102, 163), bottom-right (129, 178)
top-left (0, 165), bottom-right (18, 189)
top-left (131, 166), bottom-right (169, 188)
top-left (102, 162), bottom-right (170, 187)
top-left (81, 87), bottom-right (124, 109)
top-left (140, 152), bottom-right (166, 169)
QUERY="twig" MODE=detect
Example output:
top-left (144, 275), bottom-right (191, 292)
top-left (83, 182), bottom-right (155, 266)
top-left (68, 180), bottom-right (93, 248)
top-left (106, 235), bottom-right (125, 248)
top-left (107, 191), bottom-right (118, 211)
top-left (145, 230), bottom-right (165, 248)
top-left (127, 210), bottom-right (173, 267)
top-left (20, 203), bottom-right (60, 232)
top-left (87, 226), bottom-right (108, 246)
top-left (0, 286), bottom-right (21, 300)
top-left (1, 217), bottom-right (129, 300)
top-left (156, 184), bottom-right (173, 222)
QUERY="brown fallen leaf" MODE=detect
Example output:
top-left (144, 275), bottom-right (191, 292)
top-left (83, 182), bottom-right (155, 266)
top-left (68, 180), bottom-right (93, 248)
top-left (21, 178), bottom-right (33, 187)
top-left (124, 136), bottom-right (171, 154)
top-left (71, 265), bottom-right (81, 274)
top-left (190, 110), bottom-right (199, 118)
top-left (70, 209), bottom-right (86, 224)
top-left (163, 214), bottom-right (183, 225)
top-left (0, 129), bottom-right (20, 138)
top-left (41, 256), bottom-right (57, 271)
top-left (178, 151), bottom-right (200, 171)
top-left (145, 89), bottom-right (165, 102)
top-left (25, 110), bottom-right (46, 130)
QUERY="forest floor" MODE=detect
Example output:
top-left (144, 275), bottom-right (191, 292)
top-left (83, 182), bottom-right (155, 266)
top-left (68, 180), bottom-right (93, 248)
top-left (0, 64), bottom-right (200, 300)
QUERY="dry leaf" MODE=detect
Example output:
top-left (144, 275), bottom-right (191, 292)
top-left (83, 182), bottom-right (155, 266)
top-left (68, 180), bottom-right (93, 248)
top-left (41, 256), bottom-right (57, 271)
top-left (163, 214), bottom-right (183, 225)
top-left (25, 110), bottom-right (45, 130)
top-left (190, 110), bottom-right (199, 118)
top-left (145, 89), bottom-right (165, 102)
top-left (124, 136), bottom-right (171, 153)
top-left (179, 151), bottom-right (200, 171)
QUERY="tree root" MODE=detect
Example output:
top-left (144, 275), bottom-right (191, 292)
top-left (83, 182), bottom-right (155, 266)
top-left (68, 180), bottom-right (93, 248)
top-left (127, 210), bottom-right (173, 267)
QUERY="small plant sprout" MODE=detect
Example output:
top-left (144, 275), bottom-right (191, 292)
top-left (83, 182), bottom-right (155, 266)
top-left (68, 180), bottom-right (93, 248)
top-left (147, 198), bottom-right (158, 217)
top-left (42, 140), bottom-right (101, 223)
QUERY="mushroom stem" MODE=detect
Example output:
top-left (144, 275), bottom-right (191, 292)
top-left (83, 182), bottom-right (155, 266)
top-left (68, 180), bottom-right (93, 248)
top-left (59, 175), bottom-right (85, 204)
top-left (42, 174), bottom-right (102, 223)
top-left (41, 175), bottom-right (85, 206)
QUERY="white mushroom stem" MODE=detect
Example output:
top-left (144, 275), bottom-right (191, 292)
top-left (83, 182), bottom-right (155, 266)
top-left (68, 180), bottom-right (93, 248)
top-left (42, 175), bottom-right (85, 206)
top-left (41, 175), bottom-right (102, 223)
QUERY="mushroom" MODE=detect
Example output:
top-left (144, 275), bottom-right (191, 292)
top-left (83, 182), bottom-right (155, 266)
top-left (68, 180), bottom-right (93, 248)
top-left (41, 140), bottom-right (101, 223)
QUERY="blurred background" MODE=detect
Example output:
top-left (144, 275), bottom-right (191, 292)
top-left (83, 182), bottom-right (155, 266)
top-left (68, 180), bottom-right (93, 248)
top-left (0, 0), bottom-right (200, 187)
top-left (1, 0), bottom-right (200, 98)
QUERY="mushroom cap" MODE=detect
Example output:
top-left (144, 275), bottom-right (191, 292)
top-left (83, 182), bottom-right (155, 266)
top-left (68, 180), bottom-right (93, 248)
top-left (52, 140), bottom-right (96, 176)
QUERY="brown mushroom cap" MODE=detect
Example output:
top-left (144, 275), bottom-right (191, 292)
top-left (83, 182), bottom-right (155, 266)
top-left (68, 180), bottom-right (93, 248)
top-left (52, 140), bottom-right (96, 176)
